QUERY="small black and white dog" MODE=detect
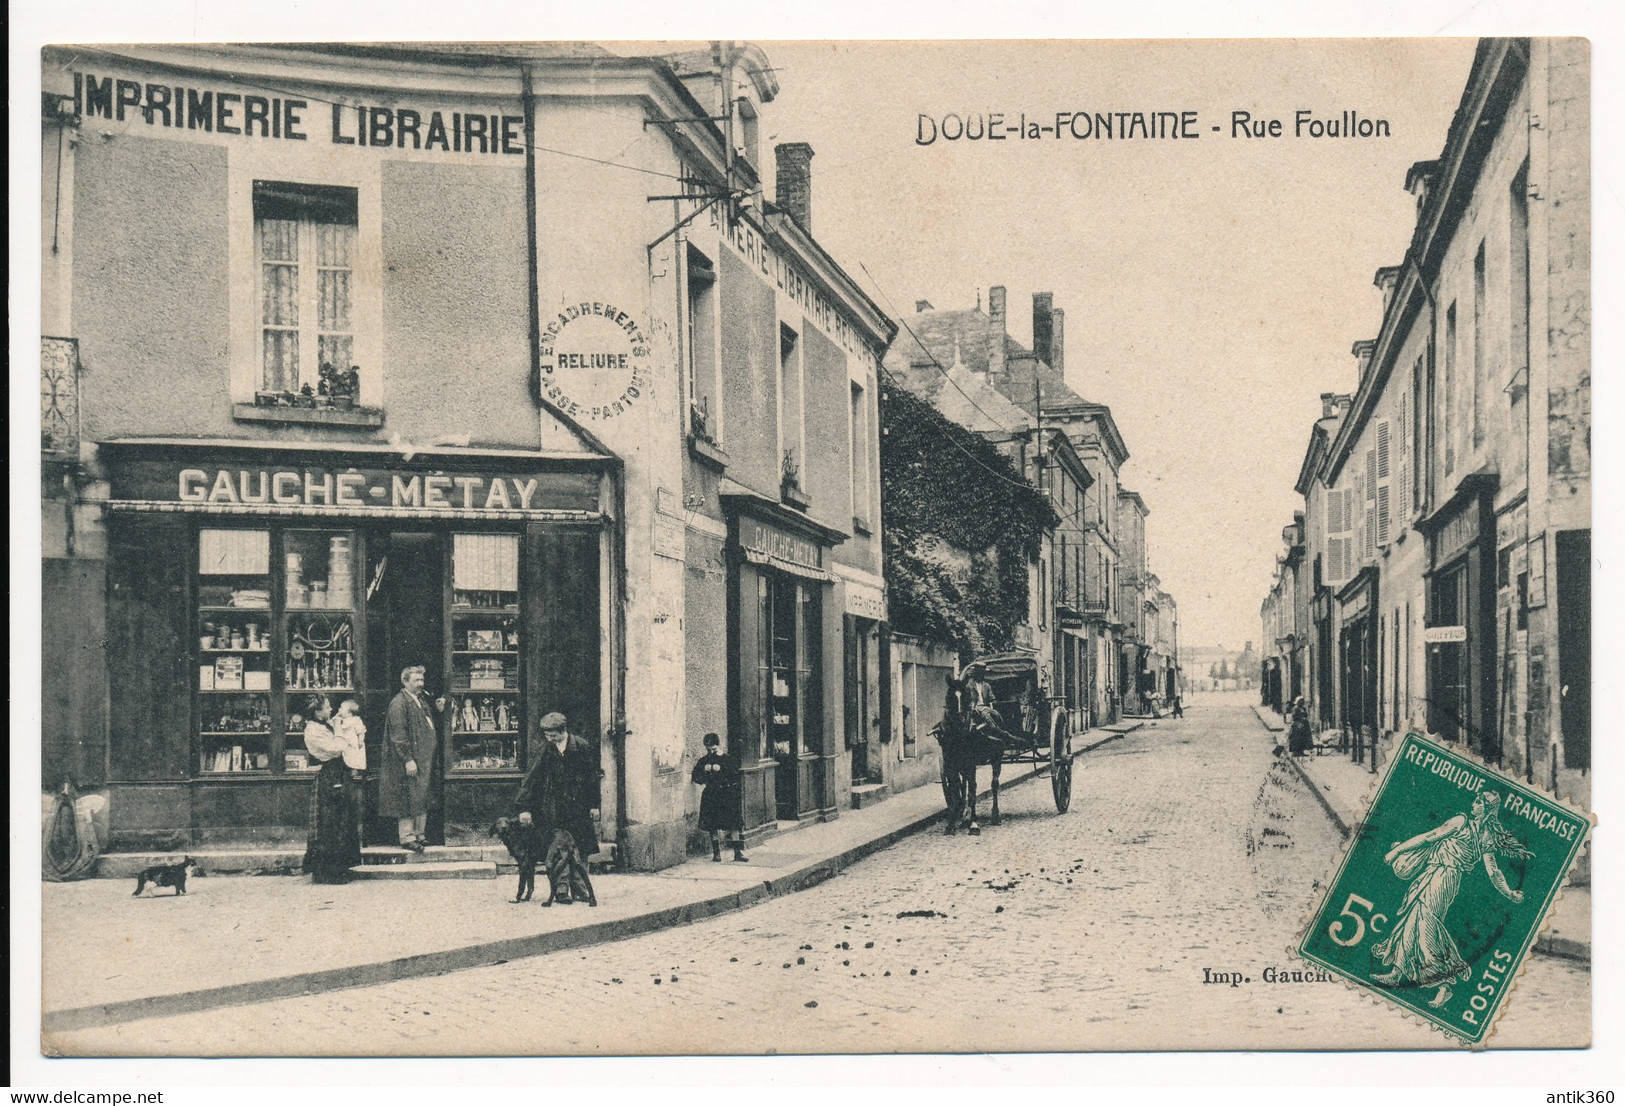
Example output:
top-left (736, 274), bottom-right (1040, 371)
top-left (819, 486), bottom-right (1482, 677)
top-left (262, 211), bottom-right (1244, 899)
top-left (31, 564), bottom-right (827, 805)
top-left (133, 857), bottom-right (198, 896)
top-left (542, 827), bottom-right (596, 908)
top-left (490, 816), bottom-right (542, 903)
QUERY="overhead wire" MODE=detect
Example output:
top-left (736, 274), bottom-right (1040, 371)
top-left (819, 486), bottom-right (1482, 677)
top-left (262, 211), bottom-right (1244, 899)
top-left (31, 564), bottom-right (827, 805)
top-left (860, 265), bottom-right (1055, 498)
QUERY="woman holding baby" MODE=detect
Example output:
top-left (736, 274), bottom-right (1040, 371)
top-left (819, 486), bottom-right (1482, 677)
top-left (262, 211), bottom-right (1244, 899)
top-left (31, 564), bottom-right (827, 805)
top-left (301, 694), bottom-right (367, 884)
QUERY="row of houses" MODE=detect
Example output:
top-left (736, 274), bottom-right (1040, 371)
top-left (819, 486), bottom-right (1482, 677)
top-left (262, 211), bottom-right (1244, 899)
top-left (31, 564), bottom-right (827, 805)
top-left (1260, 39), bottom-right (1589, 819)
top-left (884, 287), bottom-right (1181, 735)
top-left (38, 40), bottom-right (1175, 870)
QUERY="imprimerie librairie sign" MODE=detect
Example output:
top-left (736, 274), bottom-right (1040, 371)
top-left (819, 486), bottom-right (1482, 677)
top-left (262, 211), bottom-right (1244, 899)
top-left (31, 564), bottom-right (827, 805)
top-left (71, 70), bottom-right (526, 156)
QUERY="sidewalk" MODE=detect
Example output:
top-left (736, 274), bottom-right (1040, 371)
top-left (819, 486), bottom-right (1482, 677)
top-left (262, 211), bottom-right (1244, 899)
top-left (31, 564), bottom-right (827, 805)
top-left (42, 726), bottom-right (1132, 1033)
top-left (1252, 705), bottom-right (1591, 965)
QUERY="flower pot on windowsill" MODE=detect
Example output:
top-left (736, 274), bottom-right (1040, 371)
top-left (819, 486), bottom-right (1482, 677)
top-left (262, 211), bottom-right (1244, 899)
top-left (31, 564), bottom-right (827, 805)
top-left (332, 394), bottom-right (355, 411)
top-left (295, 394), bottom-right (316, 409)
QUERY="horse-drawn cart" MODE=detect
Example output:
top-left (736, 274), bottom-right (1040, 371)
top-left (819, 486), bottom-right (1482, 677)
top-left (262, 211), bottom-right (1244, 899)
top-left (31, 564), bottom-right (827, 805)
top-left (932, 652), bottom-right (1077, 833)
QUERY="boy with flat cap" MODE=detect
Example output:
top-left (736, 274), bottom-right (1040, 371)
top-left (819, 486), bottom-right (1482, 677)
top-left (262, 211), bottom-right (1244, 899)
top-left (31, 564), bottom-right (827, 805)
top-left (513, 712), bottom-right (601, 860)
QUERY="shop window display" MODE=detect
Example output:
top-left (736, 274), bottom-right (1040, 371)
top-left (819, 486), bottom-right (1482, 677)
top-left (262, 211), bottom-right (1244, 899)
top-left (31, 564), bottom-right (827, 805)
top-left (196, 530), bottom-right (273, 773)
top-left (194, 527), bottom-right (357, 775)
top-left (448, 533), bottom-right (522, 771)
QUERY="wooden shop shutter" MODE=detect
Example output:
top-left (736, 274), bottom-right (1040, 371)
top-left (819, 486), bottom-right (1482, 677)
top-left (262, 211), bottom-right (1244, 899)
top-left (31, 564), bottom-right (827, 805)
top-left (524, 523), bottom-right (603, 772)
top-left (106, 514), bottom-right (193, 780)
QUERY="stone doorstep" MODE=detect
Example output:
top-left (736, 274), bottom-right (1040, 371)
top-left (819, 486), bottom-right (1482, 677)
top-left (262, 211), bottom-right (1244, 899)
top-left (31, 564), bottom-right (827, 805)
top-left (347, 860), bottom-right (497, 880)
top-left (849, 783), bottom-right (890, 810)
top-left (93, 842), bottom-right (617, 879)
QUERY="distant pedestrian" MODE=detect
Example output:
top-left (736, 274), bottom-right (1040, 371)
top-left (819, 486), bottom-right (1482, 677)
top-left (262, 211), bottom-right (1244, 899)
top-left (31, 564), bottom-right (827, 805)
top-left (1171, 692), bottom-right (1184, 719)
top-left (1288, 696), bottom-right (1312, 756)
top-left (692, 733), bottom-right (747, 862)
top-left (301, 695), bottom-right (362, 884)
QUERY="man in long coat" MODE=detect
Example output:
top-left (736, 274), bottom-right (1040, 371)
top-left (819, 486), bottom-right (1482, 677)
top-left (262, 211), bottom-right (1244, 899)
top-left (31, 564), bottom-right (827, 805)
top-left (514, 712), bottom-right (600, 857)
top-left (381, 665), bottom-right (439, 850)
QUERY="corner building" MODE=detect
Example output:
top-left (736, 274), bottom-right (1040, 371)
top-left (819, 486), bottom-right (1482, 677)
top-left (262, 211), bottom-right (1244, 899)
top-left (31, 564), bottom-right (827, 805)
top-left (40, 42), bottom-right (893, 869)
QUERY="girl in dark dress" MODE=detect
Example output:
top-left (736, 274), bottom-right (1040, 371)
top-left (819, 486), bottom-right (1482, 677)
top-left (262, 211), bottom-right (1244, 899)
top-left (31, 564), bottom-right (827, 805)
top-left (691, 733), bottom-right (747, 862)
top-left (1288, 696), bottom-right (1313, 756)
top-left (302, 695), bottom-right (363, 884)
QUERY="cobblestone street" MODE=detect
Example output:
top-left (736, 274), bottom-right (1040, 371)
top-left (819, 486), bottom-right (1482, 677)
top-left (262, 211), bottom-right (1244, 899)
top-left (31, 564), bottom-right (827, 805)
top-left (50, 700), bottom-right (1588, 1056)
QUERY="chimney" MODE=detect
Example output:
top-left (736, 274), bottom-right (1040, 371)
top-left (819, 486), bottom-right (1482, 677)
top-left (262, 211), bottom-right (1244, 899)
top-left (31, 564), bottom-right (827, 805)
top-left (774, 142), bottom-right (815, 232)
top-left (1050, 308), bottom-right (1065, 376)
top-left (1032, 292), bottom-right (1054, 366)
top-left (1373, 265), bottom-right (1402, 313)
top-left (1405, 159), bottom-right (1438, 216)
top-left (1351, 339), bottom-right (1377, 381)
top-left (988, 286), bottom-right (1008, 379)
top-left (1320, 392), bottom-right (1340, 419)
top-left (915, 299), bottom-right (934, 313)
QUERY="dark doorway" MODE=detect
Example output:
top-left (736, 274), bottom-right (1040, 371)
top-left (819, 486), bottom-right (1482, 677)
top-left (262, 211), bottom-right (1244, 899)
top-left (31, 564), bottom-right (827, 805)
top-left (845, 615), bottom-right (873, 785)
top-left (1428, 564), bottom-right (1469, 745)
top-left (1556, 530), bottom-right (1590, 770)
top-left (365, 531), bottom-right (447, 844)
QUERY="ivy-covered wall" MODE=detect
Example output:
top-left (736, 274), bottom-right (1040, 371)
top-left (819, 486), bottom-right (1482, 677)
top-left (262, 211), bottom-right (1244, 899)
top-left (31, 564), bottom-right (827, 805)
top-left (880, 387), bottom-right (1056, 659)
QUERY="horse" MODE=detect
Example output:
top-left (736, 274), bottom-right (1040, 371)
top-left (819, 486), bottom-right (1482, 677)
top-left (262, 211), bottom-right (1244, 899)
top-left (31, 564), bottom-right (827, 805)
top-left (932, 674), bottom-right (1014, 835)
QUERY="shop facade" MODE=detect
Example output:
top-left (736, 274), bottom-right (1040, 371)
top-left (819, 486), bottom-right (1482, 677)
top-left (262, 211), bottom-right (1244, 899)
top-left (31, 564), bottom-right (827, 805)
top-left (98, 443), bottom-right (609, 847)
top-left (1418, 474), bottom-right (1499, 758)
top-left (41, 41), bottom-right (895, 868)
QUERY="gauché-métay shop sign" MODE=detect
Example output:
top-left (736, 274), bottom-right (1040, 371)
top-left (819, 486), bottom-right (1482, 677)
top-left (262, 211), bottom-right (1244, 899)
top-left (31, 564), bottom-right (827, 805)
top-left (110, 459), bottom-right (598, 515)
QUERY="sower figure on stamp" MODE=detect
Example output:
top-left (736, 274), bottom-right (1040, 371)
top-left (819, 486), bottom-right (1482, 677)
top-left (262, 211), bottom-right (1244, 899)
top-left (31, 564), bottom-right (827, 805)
top-left (1370, 789), bottom-right (1533, 1008)
top-left (380, 665), bottom-right (441, 852)
top-left (514, 712), bottom-right (601, 901)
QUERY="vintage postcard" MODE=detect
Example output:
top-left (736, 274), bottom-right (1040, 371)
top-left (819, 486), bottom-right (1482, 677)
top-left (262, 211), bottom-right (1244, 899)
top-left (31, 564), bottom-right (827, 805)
top-left (29, 34), bottom-right (1591, 1059)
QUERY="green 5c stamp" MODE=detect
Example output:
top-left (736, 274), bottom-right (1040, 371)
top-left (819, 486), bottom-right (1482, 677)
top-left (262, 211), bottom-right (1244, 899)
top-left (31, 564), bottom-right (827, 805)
top-left (1298, 732), bottom-right (1591, 1045)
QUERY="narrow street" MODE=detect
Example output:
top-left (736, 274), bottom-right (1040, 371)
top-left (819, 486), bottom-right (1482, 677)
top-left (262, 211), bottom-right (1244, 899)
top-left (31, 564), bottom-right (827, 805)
top-left (52, 697), bottom-right (1588, 1056)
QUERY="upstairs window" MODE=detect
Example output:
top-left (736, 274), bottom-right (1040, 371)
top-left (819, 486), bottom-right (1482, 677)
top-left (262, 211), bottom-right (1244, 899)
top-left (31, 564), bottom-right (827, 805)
top-left (686, 244), bottom-right (720, 445)
top-left (850, 380), bottom-right (871, 527)
top-left (255, 182), bottom-right (359, 394)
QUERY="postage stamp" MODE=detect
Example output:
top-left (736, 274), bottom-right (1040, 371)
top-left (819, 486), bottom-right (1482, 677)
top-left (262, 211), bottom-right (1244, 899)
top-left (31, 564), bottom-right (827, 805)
top-left (1297, 731), bottom-right (1592, 1045)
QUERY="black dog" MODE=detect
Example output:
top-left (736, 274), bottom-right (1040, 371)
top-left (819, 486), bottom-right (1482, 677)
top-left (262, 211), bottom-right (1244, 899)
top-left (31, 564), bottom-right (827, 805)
top-left (133, 857), bottom-right (198, 897)
top-left (491, 816), bottom-right (542, 903)
top-left (542, 828), bottom-right (596, 908)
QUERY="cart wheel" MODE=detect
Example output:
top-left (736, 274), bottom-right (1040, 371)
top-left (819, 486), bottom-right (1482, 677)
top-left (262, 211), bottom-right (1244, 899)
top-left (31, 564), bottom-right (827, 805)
top-left (1050, 709), bottom-right (1073, 813)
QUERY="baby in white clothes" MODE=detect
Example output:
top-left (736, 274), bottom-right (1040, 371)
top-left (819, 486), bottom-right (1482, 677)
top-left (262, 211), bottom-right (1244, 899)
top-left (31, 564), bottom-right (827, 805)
top-left (333, 699), bottom-right (368, 774)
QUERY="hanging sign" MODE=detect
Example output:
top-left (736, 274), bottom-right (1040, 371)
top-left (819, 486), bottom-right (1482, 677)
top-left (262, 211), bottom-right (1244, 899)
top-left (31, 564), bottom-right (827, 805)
top-left (1423, 625), bottom-right (1468, 644)
top-left (536, 301), bottom-right (654, 422)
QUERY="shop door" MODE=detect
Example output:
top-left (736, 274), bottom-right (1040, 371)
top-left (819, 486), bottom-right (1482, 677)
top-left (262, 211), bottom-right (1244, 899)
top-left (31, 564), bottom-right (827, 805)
top-left (844, 616), bottom-right (872, 785)
top-left (1428, 565), bottom-right (1469, 744)
top-left (1317, 618), bottom-right (1336, 725)
top-left (364, 532), bottom-right (447, 844)
top-left (1556, 530), bottom-right (1590, 770)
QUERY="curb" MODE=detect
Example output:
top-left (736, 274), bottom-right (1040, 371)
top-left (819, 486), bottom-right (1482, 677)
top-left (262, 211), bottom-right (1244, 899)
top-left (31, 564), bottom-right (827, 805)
top-left (1278, 752), bottom-right (1353, 839)
top-left (44, 736), bottom-right (1130, 1034)
top-left (1532, 933), bottom-right (1590, 964)
top-left (1250, 704), bottom-right (1286, 733)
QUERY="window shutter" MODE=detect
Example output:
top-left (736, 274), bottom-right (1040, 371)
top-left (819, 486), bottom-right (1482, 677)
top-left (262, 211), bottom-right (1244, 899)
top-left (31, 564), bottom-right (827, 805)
top-left (1366, 449), bottom-right (1377, 500)
top-left (1376, 419), bottom-right (1393, 544)
top-left (1365, 504), bottom-right (1376, 559)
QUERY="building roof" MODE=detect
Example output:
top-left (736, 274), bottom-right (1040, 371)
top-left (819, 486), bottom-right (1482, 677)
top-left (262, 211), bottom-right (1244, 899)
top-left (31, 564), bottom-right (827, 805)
top-left (1326, 38), bottom-right (1527, 484)
top-left (884, 294), bottom-right (1132, 469)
